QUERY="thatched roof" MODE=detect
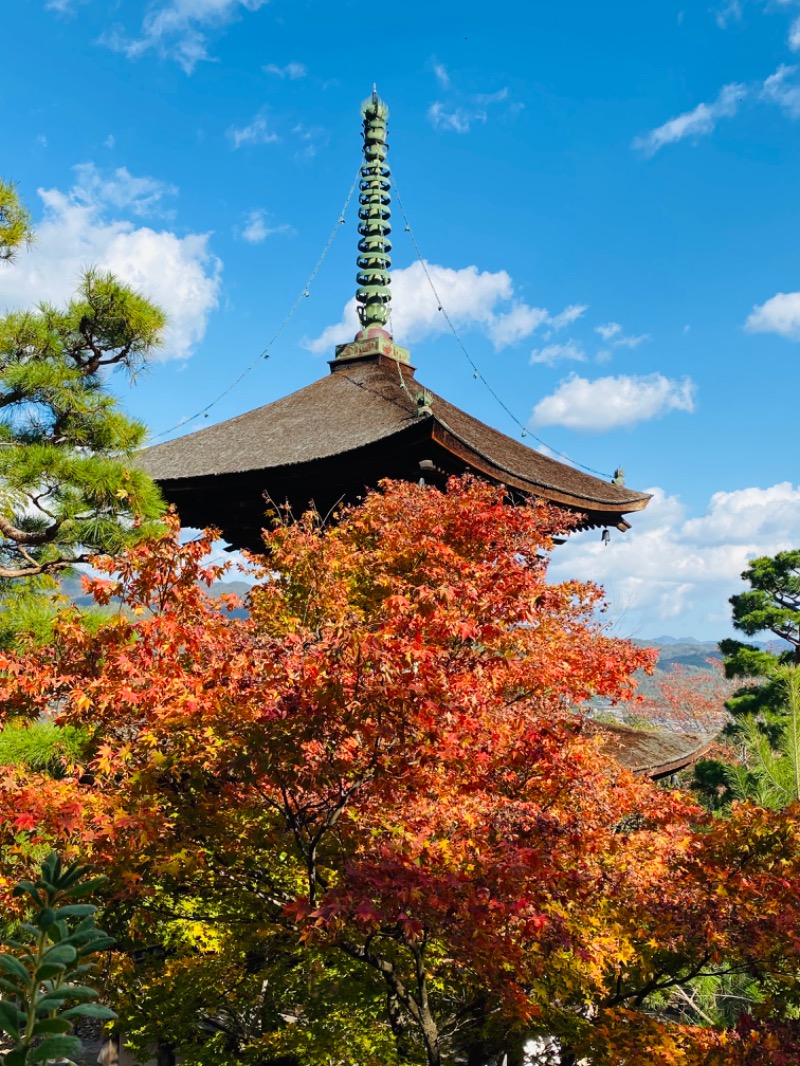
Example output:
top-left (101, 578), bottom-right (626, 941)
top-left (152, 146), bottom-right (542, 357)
top-left (140, 353), bottom-right (650, 546)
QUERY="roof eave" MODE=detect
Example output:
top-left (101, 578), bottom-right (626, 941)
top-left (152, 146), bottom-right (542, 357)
top-left (429, 417), bottom-right (652, 518)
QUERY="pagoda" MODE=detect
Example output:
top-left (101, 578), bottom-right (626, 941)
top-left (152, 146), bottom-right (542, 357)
top-left (139, 92), bottom-right (712, 781)
top-left (139, 91), bottom-right (712, 784)
top-left (139, 91), bottom-right (651, 552)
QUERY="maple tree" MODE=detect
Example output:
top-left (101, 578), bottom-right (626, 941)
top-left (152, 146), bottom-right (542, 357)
top-left (1, 479), bottom-right (800, 1064)
top-left (635, 661), bottom-right (734, 736)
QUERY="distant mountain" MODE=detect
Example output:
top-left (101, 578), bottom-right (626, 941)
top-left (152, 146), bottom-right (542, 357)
top-left (633, 639), bottom-right (722, 673)
top-left (56, 575), bottom-right (253, 619)
top-left (649, 635), bottom-right (703, 646)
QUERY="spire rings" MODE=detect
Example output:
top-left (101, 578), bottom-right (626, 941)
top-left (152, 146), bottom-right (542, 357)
top-left (355, 90), bottom-right (393, 331)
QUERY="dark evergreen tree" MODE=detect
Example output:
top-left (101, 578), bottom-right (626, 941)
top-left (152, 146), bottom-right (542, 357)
top-left (720, 550), bottom-right (800, 732)
top-left (0, 268), bottom-right (165, 582)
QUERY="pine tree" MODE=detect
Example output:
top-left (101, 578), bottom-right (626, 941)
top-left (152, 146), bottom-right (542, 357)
top-left (720, 550), bottom-right (800, 731)
top-left (728, 667), bottom-right (800, 808)
top-left (0, 180), bottom-right (32, 262)
top-left (0, 267), bottom-right (165, 583)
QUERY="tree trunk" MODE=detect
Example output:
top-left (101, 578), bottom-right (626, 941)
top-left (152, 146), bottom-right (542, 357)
top-left (156, 1040), bottom-right (176, 1066)
top-left (98, 1033), bottom-right (121, 1066)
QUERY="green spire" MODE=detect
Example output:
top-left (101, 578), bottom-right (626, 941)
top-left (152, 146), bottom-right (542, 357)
top-left (333, 91), bottom-right (409, 366)
top-left (356, 87), bottom-right (392, 333)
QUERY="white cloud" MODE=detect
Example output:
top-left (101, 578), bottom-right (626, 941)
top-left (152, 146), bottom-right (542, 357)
top-left (46, 0), bottom-right (90, 11)
top-left (716, 0), bottom-right (742, 27)
top-left (489, 303), bottom-right (549, 348)
top-left (596, 322), bottom-right (622, 341)
top-left (762, 64), bottom-right (800, 117)
top-left (432, 62), bottom-right (450, 89)
top-left (102, 0), bottom-right (269, 74)
top-left (531, 373), bottom-right (696, 431)
top-left (614, 332), bottom-right (650, 349)
top-left (633, 82), bottom-right (747, 156)
top-left (548, 304), bottom-right (588, 330)
top-left (428, 87), bottom-right (513, 133)
top-left (474, 88), bottom-right (510, 106)
top-left (70, 163), bottom-right (177, 217)
top-left (104, 134), bottom-right (116, 149)
top-left (291, 123), bottom-right (326, 160)
top-left (550, 483), bottom-right (800, 641)
top-left (745, 291), bottom-right (800, 339)
top-left (530, 340), bottom-right (586, 366)
top-left (0, 166), bottom-right (221, 361)
top-left (428, 102), bottom-right (476, 133)
top-left (308, 261), bottom-right (515, 352)
top-left (228, 112), bottom-right (280, 148)
top-left (240, 209), bottom-right (292, 243)
top-left (595, 321), bottom-right (650, 349)
top-left (791, 16), bottom-right (800, 50)
top-left (263, 61), bottom-right (307, 79)
top-left (307, 262), bottom-right (590, 354)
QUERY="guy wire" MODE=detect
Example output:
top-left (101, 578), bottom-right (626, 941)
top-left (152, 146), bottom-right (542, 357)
top-left (149, 168), bottom-right (361, 443)
top-left (390, 176), bottom-right (613, 481)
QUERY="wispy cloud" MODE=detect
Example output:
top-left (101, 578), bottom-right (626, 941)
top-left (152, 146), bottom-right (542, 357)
top-left (102, 0), bottom-right (270, 74)
top-left (596, 322), bottom-right (623, 342)
top-left (228, 112), bottom-right (280, 149)
top-left (428, 102), bottom-right (479, 133)
top-left (291, 123), bottom-right (327, 160)
top-left (529, 340), bottom-right (586, 367)
top-left (240, 209), bottom-right (293, 244)
top-left (548, 304), bottom-right (588, 330)
top-left (473, 88), bottom-right (509, 106)
top-left (432, 61), bottom-right (450, 89)
top-left (69, 162), bottom-right (177, 217)
top-left (791, 15), bottom-right (800, 50)
top-left (716, 0), bottom-right (742, 28)
top-left (46, 0), bottom-right (90, 12)
top-left (633, 82), bottom-right (747, 156)
top-left (594, 321), bottom-right (650, 349)
top-left (428, 80), bottom-right (517, 134)
top-left (263, 61), bottom-right (307, 79)
top-left (762, 63), bottom-right (800, 116)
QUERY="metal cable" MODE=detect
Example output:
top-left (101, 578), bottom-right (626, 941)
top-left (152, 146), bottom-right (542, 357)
top-left (390, 176), bottom-right (613, 481)
top-left (149, 168), bottom-right (361, 443)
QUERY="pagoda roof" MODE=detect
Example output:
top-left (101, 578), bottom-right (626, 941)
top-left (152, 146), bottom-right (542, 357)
top-left (584, 719), bottom-right (715, 780)
top-left (140, 353), bottom-right (650, 546)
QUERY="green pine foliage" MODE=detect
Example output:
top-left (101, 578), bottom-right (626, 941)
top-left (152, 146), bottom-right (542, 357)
top-left (0, 268), bottom-right (166, 583)
top-left (0, 721), bottom-right (89, 780)
top-left (0, 183), bottom-right (32, 263)
top-left (728, 667), bottom-right (800, 809)
top-left (721, 550), bottom-right (800, 735)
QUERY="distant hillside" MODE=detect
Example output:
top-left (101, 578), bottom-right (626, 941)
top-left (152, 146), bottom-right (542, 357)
top-left (57, 574), bottom-right (252, 619)
top-left (633, 639), bottom-right (722, 674)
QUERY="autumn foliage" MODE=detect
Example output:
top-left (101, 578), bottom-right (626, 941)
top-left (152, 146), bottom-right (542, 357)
top-left (0, 478), bottom-right (799, 1064)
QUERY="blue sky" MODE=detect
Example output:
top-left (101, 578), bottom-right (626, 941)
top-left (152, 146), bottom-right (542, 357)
top-left (4, 0), bottom-right (800, 640)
